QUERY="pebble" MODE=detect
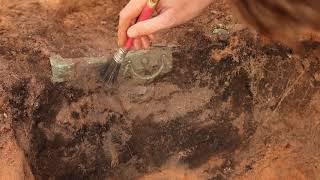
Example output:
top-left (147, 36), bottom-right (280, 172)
top-left (212, 28), bottom-right (230, 41)
top-left (134, 86), bottom-right (148, 96)
top-left (212, 28), bottom-right (229, 36)
top-left (314, 72), bottom-right (320, 81)
top-left (210, 10), bottom-right (219, 15)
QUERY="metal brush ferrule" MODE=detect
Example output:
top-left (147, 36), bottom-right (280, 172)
top-left (147, 0), bottom-right (159, 8)
top-left (113, 48), bottom-right (128, 64)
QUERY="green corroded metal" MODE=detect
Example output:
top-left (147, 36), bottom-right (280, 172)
top-left (50, 47), bottom-right (173, 83)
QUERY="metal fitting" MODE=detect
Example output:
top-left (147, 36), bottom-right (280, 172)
top-left (147, 0), bottom-right (159, 9)
top-left (113, 48), bottom-right (128, 64)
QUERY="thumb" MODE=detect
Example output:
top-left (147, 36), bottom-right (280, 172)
top-left (127, 12), bottom-right (174, 38)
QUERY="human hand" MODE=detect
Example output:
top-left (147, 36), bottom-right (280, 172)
top-left (118, 0), bottom-right (213, 49)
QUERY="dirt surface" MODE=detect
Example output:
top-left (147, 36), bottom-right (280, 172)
top-left (0, 0), bottom-right (320, 179)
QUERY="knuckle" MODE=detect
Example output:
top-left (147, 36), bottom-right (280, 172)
top-left (119, 10), bottom-right (128, 20)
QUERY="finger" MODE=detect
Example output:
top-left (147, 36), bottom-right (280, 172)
top-left (118, 0), bottom-right (147, 47)
top-left (133, 38), bottom-right (142, 50)
top-left (127, 10), bottom-right (176, 38)
top-left (118, 19), bottom-right (135, 47)
top-left (148, 34), bottom-right (155, 41)
top-left (141, 36), bottom-right (151, 49)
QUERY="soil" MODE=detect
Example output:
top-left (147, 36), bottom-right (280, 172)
top-left (0, 0), bottom-right (320, 179)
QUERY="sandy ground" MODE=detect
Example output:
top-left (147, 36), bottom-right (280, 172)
top-left (0, 0), bottom-right (320, 179)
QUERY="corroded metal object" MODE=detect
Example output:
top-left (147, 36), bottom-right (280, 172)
top-left (50, 47), bottom-right (173, 83)
top-left (122, 47), bottom-right (173, 80)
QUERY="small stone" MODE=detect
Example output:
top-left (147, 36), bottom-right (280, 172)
top-left (135, 86), bottom-right (147, 96)
top-left (212, 28), bottom-right (230, 41)
top-left (217, 24), bottom-right (224, 28)
top-left (188, 28), bottom-right (194, 32)
top-left (212, 28), bottom-right (229, 35)
top-left (314, 72), bottom-right (320, 81)
top-left (210, 10), bottom-right (219, 14)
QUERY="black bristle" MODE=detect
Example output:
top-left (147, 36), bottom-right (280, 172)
top-left (103, 59), bottom-right (122, 84)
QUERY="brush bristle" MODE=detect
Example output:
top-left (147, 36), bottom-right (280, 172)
top-left (103, 59), bottom-right (121, 84)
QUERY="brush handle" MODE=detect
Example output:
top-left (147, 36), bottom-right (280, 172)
top-left (124, 0), bottom-right (159, 50)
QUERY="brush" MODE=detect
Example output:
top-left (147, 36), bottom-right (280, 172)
top-left (103, 0), bottom-right (160, 84)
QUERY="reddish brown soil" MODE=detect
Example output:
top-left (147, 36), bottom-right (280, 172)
top-left (0, 0), bottom-right (320, 179)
